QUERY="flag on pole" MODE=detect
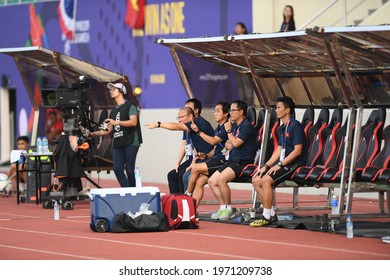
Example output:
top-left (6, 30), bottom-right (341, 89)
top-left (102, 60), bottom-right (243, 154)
top-left (57, 0), bottom-right (75, 40)
top-left (125, 0), bottom-right (145, 29)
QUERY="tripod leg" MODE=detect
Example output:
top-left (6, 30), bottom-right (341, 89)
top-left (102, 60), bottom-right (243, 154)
top-left (85, 175), bottom-right (101, 188)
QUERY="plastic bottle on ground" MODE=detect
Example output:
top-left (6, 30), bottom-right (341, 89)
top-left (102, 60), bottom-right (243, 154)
top-left (135, 167), bottom-right (142, 188)
top-left (54, 200), bottom-right (60, 220)
top-left (346, 214), bottom-right (353, 238)
top-left (278, 214), bottom-right (294, 221)
top-left (331, 194), bottom-right (338, 215)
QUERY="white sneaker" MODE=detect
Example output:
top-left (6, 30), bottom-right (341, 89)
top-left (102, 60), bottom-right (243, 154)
top-left (211, 209), bottom-right (223, 220)
top-left (381, 236), bottom-right (390, 244)
top-left (218, 209), bottom-right (233, 221)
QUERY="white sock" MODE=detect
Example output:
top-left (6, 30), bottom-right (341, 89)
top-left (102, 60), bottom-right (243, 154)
top-left (263, 208), bottom-right (271, 220)
top-left (270, 206), bottom-right (276, 216)
top-left (220, 205), bottom-right (226, 210)
top-left (226, 205), bottom-right (232, 210)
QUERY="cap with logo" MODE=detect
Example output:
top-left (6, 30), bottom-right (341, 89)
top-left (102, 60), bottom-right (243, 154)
top-left (107, 83), bottom-right (127, 95)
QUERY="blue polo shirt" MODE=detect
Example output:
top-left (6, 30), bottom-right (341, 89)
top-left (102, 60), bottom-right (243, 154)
top-left (277, 118), bottom-right (307, 166)
top-left (213, 124), bottom-right (228, 159)
top-left (229, 118), bottom-right (257, 162)
top-left (184, 116), bottom-right (215, 154)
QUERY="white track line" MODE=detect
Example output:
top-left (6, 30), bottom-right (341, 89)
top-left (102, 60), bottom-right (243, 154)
top-left (171, 230), bottom-right (390, 258)
top-left (0, 244), bottom-right (102, 260)
top-left (0, 212), bottom-right (45, 219)
top-left (0, 212), bottom-right (90, 220)
top-left (0, 227), bottom-right (260, 260)
top-left (1, 214), bottom-right (388, 258)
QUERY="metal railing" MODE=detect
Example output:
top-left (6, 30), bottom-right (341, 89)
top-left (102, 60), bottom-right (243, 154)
top-left (298, 0), bottom-right (378, 29)
top-left (331, 0), bottom-right (368, 26)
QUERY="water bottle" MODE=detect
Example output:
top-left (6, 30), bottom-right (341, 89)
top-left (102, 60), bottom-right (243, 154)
top-left (36, 137), bottom-right (43, 154)
top-left (278, 214), bottom-right (294, 221)
top-left (234, 213), bottom-right (243, 223)
top-left (53, 200), bottom-right (60, 220)
top-left (346, 214), bottom-right (353, 238)
top-left (42, 136), bottom-right (49, 153)
top-left (331, 195), bottom-right (338, 215)
top-left (135, 167), bottom-right (142, 188)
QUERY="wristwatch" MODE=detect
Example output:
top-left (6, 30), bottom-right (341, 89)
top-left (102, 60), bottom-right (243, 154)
top-left (277, 161), bottom-right (283, 167)
top-left (157, 121), bottom-right (161, 128)
top-left (226, 130), bottom-right (232, 134)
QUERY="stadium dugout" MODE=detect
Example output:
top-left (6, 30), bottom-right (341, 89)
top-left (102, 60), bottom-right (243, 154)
top-left (155, 25), bottom-right (390, 218)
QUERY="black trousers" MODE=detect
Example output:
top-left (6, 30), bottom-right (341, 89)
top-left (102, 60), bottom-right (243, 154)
top-left (167, 157), bottom-right (192, 194)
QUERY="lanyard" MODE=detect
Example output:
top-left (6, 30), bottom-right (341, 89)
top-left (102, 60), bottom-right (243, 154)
top-left (186, 131), bottom-right (192, 145)
top-left (281, 118), bottom-right (291, 149)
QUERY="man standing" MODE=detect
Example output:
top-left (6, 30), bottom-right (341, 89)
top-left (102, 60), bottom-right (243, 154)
top-left (208, 100), bottom-right (257, 220)
top-left (250, 96), bottom-right (307, 227)
top-left (91, 83), bottom-right (142, 187)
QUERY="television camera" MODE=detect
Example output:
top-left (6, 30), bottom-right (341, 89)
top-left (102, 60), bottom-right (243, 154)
top-left (41, 76), bottom-right (102, 160)
top-left (41, 76), bottom-right (99, 137)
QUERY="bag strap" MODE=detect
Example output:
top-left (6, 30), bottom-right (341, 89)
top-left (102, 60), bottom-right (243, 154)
top-left (182, 195), bottom-right (198, 226)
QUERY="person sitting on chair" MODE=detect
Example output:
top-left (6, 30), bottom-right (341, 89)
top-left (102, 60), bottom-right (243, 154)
top-left (187, 101), bottom-right (230, 207)
top-left (145, 99), bottom-right (215, 194)
top-left (207, 100), bottom-right (257, 220)
top-left (6, 136), bottom-right (30, 192)
top-left (250, 96), bottom-right (307, 227)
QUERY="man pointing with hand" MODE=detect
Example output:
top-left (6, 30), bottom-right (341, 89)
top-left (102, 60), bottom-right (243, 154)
top-left (145, 99), bottom-right (215, 193)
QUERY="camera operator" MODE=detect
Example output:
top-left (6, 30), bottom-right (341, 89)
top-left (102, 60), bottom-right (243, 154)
top-left (90, 83), bottom-right (142, 188)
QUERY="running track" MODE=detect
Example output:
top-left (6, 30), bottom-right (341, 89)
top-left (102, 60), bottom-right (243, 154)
top-left (0, 180), bottom-right (389, 260)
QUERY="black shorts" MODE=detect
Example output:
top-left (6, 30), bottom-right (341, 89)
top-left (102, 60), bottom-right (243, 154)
top-left (267, 163), bottom-right (300, 187)
top-left (217, 160), bottom-right (253, 178)
top-left (205, 157), bottom-right (226, 176)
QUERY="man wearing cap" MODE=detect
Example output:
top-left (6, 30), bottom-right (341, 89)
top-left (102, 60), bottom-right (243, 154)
top-left (90, 83), bottom-right (142, 187)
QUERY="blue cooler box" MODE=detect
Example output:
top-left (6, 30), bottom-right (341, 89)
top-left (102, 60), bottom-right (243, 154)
top-left (89, 187), bottom-right (161, 232)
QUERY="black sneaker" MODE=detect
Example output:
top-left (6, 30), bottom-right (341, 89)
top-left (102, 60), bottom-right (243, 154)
top-left (270, 214), bottom-right (278, 223)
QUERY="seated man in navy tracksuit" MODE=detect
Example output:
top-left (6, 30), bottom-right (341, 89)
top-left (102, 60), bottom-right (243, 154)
top-left (250, 96), bottom-right (307, 227)
top-left (207, 100), bottom-right (257, 221)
